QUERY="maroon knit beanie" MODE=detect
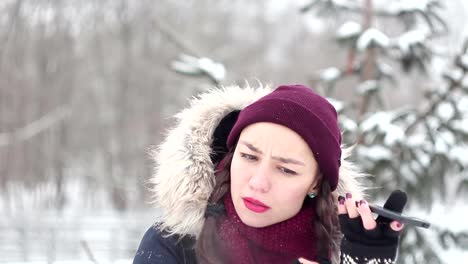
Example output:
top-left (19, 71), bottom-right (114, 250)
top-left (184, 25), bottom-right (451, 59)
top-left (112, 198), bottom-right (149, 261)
top-left (226, 84), bottom-right (342, 191)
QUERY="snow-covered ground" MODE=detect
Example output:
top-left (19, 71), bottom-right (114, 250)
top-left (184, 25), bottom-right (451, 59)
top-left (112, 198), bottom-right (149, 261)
top-left (1, 203), bottom-right (467, 264)
top-left (0, 210), bottom-right (157, 264)
top-left (421, 201), bottom-right (468, 263)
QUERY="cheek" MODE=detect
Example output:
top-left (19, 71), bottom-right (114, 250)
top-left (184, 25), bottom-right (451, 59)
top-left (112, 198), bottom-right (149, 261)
top-left (230, 156), bottom-right (248, 189)
top-left (273, 182), bottom-right (310, 206)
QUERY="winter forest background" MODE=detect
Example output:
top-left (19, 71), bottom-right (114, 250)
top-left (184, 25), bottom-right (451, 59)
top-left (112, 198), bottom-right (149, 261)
top-left (1, 0), bottom-right (468, 263)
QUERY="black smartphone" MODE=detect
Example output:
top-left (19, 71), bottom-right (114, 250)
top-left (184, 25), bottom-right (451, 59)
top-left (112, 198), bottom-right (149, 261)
top-left (369, 204), bottom-right (431, 229)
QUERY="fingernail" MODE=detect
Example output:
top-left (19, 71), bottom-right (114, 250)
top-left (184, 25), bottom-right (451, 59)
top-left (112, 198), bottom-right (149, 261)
top-left (338, 196), bottom-right (345, 204)
top-left (360, 200), bottom-right (367, 205)
top-left (346, 193), bottom-right (352, 199)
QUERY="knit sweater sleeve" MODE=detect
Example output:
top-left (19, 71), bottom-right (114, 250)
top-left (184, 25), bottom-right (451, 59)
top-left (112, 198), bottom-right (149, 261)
top-left (338, 237), bottom-right (397, 264)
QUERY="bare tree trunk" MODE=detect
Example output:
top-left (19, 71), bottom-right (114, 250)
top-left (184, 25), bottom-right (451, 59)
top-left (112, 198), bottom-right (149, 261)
top-left (358, 0), bottom-right (376, 118)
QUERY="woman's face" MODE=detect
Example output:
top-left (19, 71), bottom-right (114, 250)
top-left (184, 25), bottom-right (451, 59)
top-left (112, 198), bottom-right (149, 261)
top-left (230, 122), bottom-right (320, 228)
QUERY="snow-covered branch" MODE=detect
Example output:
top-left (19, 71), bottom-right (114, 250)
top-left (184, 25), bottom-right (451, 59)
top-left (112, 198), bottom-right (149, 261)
top-left (301, 0), bottom-right (447, 32)
top-left (170, 54), bottom-right (226, 85)
top-left (0, 105), bottom-right (71, 147)
top-left (406, 39), bottom-right (468, 134)
top-left (152, 16), bottom-right (202, 58)
top-left (153, 16), bottom-right (226, 85)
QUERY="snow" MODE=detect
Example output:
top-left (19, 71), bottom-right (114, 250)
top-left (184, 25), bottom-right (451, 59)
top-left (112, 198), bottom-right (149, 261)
top-left (302, 15), bottom-right (326, 34)
top-left (171, 54), bottom-right (226, 82)
top-left (426, 116), bottom-right (441, 130)
top-left (4, 261), bottom-right (130, 264)
top-left (396, 30), bottom-right (428, 54)
top-left (425, 200), bottom-right (468, 233)
top-left (361, 111), bottom-right (392, 132)
top-left (327, 97), bottom-right (344, 112)
top-left (359, 111), bottom-right (405, 146)
top-left (452, 118), bottom-right (468, 134)
top-left (462, 76), bottom-right (468, 92)
top-left (171, 54), bottom-right (202, 75)
top-left (197, 57), bottom-right (226, 82)
top-left (358, 145), bottom-right (393, 161)
top-left (443, 68), bottom-right (464, 82)
top-left (1, 210), bottom-right (156, 263)
top-left (386, 0), bottom-right (430, 14)
top-left (320, 67), bottom-right (341, 82)
top-left (416, 150), bottom-right (430, 167)
top-left (405, 200), bottom-right (468, 263)
top-left (434, 131), bottom-right (455, 154)
top-left (406, 133), bottom-right (426, 147)
top-left (377, 61), bottom-right (394, 76)
top-left (336, 21), bottom-right (362, 39)
top-left (383, 124), bottom-right (405, 146)
top-left (341, 118), bottom-right (358, 131)
top-left (357, 80), bottom-right (378, 94)
top-left (436, 102), bottom-right (455, 121)
top-left (424, 200), bottom-right (468, 235)
top-left (357, 28), bottom-right (390, 51)
top-left (400, 164), bottom-right (418, 185)
top-left (449, 145), bottom-right (468, 166)
top-left (458, 96), bottom-right (468, 113)
top-left (460, 54), bottom-right (468, 69)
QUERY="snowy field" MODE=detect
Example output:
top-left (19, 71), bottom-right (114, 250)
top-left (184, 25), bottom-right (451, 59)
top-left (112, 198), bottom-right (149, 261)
top-left (1, 204), bottom-right (467, 264)
top-left (413, 202), bottom-right (468, 263)
top-left (0, 210), bottom-right (156, 264)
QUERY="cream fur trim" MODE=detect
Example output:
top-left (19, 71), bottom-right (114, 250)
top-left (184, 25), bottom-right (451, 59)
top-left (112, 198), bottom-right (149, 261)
top-left (149, 83), bottom-right (367, 241)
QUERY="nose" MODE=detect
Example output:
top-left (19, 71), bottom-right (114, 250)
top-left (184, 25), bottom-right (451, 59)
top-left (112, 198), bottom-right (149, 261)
top-left (248, 163), bottom-right (271, 193)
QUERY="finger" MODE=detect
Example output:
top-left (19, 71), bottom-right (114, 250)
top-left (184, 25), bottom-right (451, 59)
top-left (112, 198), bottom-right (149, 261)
top-left (377, 190), bottom-right (407, 223)
top-left (390, 220), bottom-right (405, 232)
top-left (382, 220), bottom-right (404, 238)
top-left (383, 190), bottom-right (408, 212)
top-left (339, 214), bottom-right (366, 241)
top-left (357, 200), bottom-right (377, 230)
top-left (345, 193), bottom-right (359, 218)
top-left (338, 214), bottom-right (350, 235)
top-left (298, 258), bottom-right (319, 264)
top-left (337, 195), bottom-right (347, 215)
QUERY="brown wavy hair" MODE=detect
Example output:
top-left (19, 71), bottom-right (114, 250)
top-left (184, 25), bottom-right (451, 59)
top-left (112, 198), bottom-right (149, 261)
top-left (195, 147), bottom-right (341, 263)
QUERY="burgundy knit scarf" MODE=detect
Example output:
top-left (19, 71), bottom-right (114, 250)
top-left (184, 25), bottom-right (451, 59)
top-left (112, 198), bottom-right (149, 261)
top-left (217, 193), bottom-right (318, 264)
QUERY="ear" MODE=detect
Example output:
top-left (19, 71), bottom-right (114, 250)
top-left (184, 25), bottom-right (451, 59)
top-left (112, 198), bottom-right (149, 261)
top-left (307, 172), bottom-right (321, 195)
top-left (307, 185), bottom-right (318, 195)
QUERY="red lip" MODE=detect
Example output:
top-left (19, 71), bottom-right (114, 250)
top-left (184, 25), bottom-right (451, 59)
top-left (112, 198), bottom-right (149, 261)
top-left (242, 197), bottom-right (270, 213)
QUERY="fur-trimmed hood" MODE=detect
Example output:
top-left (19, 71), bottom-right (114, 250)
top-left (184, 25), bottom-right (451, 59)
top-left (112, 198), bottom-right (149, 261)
top-left (149, 83), bottom-right (366, 240)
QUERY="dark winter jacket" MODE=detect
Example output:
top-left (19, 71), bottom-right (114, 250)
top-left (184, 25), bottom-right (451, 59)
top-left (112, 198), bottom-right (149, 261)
top-left (133, 84), bottom-right (395, 264)
top-left (134, 226), bottom-right (196, 264)
top-left (133, 225), bottom-right (398, 264)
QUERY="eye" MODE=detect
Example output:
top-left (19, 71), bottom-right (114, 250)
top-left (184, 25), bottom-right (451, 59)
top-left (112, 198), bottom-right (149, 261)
top-left (279, 167), bottom-right (297, 175)
top-left (240, 153), bottom-right (258, 161)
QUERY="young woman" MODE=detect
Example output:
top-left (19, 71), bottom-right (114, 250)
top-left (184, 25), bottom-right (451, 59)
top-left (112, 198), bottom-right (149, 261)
top-left (134, 84), bottom-right (406, 264)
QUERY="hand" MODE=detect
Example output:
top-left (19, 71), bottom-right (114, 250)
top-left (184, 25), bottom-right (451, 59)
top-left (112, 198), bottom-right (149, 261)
top-left (338, 190), bottom-right (406, 235)
top-left (296, 256), bottom-right (331, 264)
top-left (296, 257), bottom-right (331, 264)
top-left (297, 258), bottom-right (318, 264)
top-left (337, 190), bottom-right (408, 260)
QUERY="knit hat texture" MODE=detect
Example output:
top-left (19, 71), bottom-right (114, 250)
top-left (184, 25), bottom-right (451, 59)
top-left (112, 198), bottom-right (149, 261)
top-left (226, 84), bottom-right (342, 191)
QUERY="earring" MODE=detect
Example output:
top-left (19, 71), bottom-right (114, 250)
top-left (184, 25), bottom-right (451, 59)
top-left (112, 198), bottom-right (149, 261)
top-left (308, 193), bottom-right (316, 199)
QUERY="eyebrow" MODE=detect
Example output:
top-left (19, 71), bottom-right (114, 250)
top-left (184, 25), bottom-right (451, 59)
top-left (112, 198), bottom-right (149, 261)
top-left (238, 140), bottom-right (305, 166)
top-left (239, 140), bottom-right (262, 154)
top-left (271, 156), bottom-right (305, 166)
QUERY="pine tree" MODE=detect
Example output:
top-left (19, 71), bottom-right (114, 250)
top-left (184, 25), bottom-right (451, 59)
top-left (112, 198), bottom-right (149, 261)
top-left (168, 1), bottom-right (468, 261)
top-left (301, 0), bottom-right (468, 262)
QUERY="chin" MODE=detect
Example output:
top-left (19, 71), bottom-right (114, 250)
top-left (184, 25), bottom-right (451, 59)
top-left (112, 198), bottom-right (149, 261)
top-left (240, 217), bottom-right (270, 228)
top-left (238, 212), bottom-right (277, 228)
